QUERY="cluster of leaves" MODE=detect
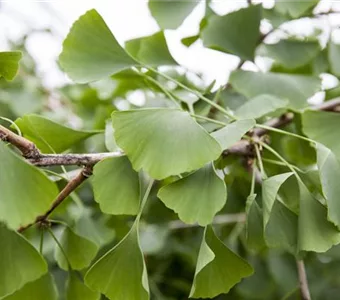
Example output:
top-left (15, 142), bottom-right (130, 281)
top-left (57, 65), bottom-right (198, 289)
top-left (2, 0), bottom-right (340, 299)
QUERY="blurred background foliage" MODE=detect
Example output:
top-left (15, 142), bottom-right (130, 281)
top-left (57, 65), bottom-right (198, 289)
top-left (2, 1), bottom-right (340, 299)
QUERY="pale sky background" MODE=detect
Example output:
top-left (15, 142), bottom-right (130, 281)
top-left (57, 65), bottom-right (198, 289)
top-left (0, 0), bottom-right (340, 94)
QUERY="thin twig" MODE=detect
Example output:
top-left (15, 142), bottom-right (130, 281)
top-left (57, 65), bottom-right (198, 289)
top-left (296, 260), bottom-right (311, 300)
top-left (0, 124), bottom-right (40, 158)
top-left (17, 166), bottom-right (92, 233)
top-left (28, 152), bottom-right (123, 166)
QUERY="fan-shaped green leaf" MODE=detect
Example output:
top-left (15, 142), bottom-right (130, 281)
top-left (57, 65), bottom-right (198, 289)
top-left (2, 274), bottom-right (58, 300)
top-left (55, 226), bottom-right (98, 270)
top-left (148, 0), bottom-right (199, 29)
top-left (235, 95), bottom-right (288, 119)
top-left (74, 215), bottom-right (115, 247)
top-left (0, 51), bottom-right (22, 81)
top-left (245, 194), bottom-right (266, 252)
top-left (211, 119), bottom-right (255, 150)
top-left (0, 142), bottom-right (58, 229)
top-left (302, 110), bottom-right (340, 158)
top-left (59, 9), bottom-right (137, 83)
top-left (258, 40), bottom-right (320, 70)
top-left (329, 41), bottom-right (340, 76)
top-left (0, 224), bottom-right (47, 298)
top-left (157, 163), bottom-right (226, 226)
top-left (125, 31), bottom-right (177, 66)
top-left (262, 173), bottom-right (298, 253)
top-left (85, 222), bottom-right (149, 300)
top-left (298, 182), bottom-right (340, 252)
top-left (92, 156), bottom-right (140, 215)
top-left (229, 70), bottom-right (321, 110)
top-left (190, 226), bottom-right (253, 298)
top-left (275, 0), bottom-right (319, 18)
top-left (66, 272), bottom-right (100, 300)
top-left (316, 143), bottom-right (340, 229)
top-left (112, 109), bottom-right (221, 179)
top-left (15, 114), bottom-right (98, 153)
top-left (201, 5), bottom-right (262, 60)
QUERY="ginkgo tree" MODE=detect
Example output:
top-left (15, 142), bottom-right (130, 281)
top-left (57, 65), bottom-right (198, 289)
top-left (2, 0), bottom-right (340, 299)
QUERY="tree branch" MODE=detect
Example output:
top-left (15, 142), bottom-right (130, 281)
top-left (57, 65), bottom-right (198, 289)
top-left (296, 260), bottom-right (311, 300)
top-left (0, 124), bottom-right (40, 158)
top-left (17, 165), bottom-right (92, 233)
top-left (28, 152), bottom-right (123, 166)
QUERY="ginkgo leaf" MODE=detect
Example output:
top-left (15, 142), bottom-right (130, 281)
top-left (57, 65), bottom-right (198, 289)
top-left (0, 224), bottom-right (47, 298)
top-left (262, 173), bottom-right (298, 253)
top-left (235, 95), bottom-right (288, 119)
top-left (329, 41), bottom-right (340, 76)
top-left (302, 110), bottom-right (340, 158)
top-left (0, 142), bottom-right (58, 229)
top-left (92, 156), bottom-right (140, 215)
top-left (229, 70), bottom-right (321, 110)
top-left (112, 109), bottom-right (221, 179)
top-left (66, 272), bottom-right (100, 300)
top-left (189, 226), bottom-right (253, 298)
top-left (298, 182), bottom-right (340, 252)
top-left (211, 119), bottom-right (255, 150)
top-left (74, 215), bottom-right (115, 247)
top-left (55, 226), bottom-right (98, 270)
top-left (125, 31), bottom-right (177, 66)
top-left (148, 0), bottom-right (199, 29)
top-left (157, 163), bottom-right (227, 226)
top-left (258, 40), bottom-right (320, 70)
top-left (59, 9), bottom-right (137, 83)
top-left (202, 5), bottom-right (262, 60)
top-left (0, 51), bottom-right (22, 81)
top-left (262, 173), bottom-right (294, 226)
top-left (316, 144), bottom-right (340, 230)
top-left (275, 0), bottom-right (319, 18)
top-left (2, 274), bottom-right (58, 300)
top-left (85, 222), bottom-right (149, 300)
top-left (15, 114), bottom-right (99, 153)
top-left (245, 194), bottom-right (266, 252)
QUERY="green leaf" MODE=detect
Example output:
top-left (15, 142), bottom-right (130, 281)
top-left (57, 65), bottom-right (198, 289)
top-left (125, 31), bottom-right (177, 66)
top-left (157, 163), bottom-right (226, 226)
top-left (229, 70), bottom-right (321, 110)
top-left (302, 110), bottom-right (340, 158)
top-left (258, 40), bottom-right (320, 70)
top-left (55, 226), bottom-right (98, 270)
top-left (235, 94), bottom-right (288, 119)
top-left (211, 119), bottom-right (255, 150)
top-left (181, 35), bottom-right (199, 47)
top-left (189, 226), bottom-right (253, 298)
top-left (66, 272), bottom-right (100, 300)
top-left (0, 142), bottom-right (58, 229)
top-left (112, 109), bottom-right (221, 179)
top-left (0, 51), bottom-right (22, 81)
top-left (262, 173), bottom-right (294, 226)
top-left (85, 222), bottom-right (149, 300)
top-left (328, 41), bottom-right (340, 76)
top-left (148, 0), bottom-right (199, 29)
top-left (2, 274), bottom-right (58, 300)
top-left (201, 5), bottom-right (262, 60)
top-left (316, 143), bottom-right (340, 229)
top-left (275, 0), bottom-right (319, 18)
top-left (245, 194), bottom-right (266, 252)
top-left (0, 224), bottom-right (47, 298)
top-left (15, 114), bottom-right (98, 153)
top-left (105, 120), bottom-right (119, 152)
top-left (92, 156), bottom-right (140, 215)
top-left (262, 173), bottom-right (298, 253)
top-left (74, 215), bottom-right (115, 247)
top-left (298, 182), bottom-right (340, 253)
top-left (59, 9), bottom-right (137, 83)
